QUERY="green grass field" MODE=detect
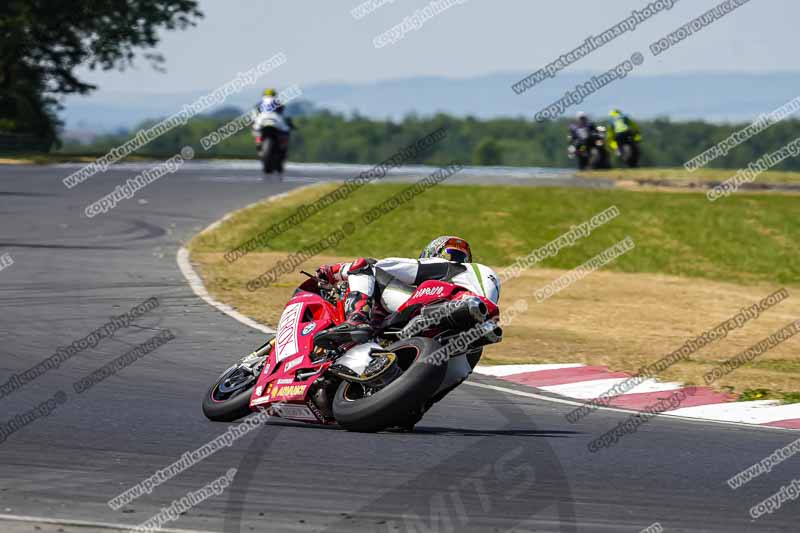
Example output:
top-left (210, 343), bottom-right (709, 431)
top-left (192, 182), bottom-right (799, 286)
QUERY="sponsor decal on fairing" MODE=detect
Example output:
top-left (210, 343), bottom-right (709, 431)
top-left (412, 285), bottom-right (445, 299)
top-left (275, 302), bottom-right (303, 361)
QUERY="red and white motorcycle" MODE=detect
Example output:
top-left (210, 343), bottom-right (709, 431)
top-left (202, 265), bottom-right (502, 432)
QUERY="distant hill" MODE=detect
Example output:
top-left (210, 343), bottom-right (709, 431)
top-left (61, 71), bottom-right (800, 133)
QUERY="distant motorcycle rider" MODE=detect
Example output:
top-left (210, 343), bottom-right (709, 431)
top-left (314, 236), bottom-right (474, 343)
top-left (252, 88), bottom-right (295, 173)
top-left (255, 88), bottom-right (285, 115)
top-left (569, 112), bottom-right (598, 149)
top-left (568, 112), bottom-right (610, 170)
top-left (607, 109), bottom-right (641, 167)
top-left (253, 88), bottom-right (295, 129)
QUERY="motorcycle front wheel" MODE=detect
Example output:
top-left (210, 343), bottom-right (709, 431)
top-left (202, 339), bottom-right (271, 422)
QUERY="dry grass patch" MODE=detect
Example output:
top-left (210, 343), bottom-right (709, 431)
top-left (579, 167), bottom-right (800, 185)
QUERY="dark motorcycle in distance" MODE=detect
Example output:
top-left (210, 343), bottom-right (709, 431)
top-left (568, 126), bottom-right (611, 170)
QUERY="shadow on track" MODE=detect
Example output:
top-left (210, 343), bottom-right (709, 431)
top-left (223, 383), bottom-right (578, 532)
top-left (406, 426), bottom-right (582, 438)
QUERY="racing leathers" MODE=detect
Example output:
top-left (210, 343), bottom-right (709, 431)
top-left (255, 95), bottom-right (285, 115)
top-left (569, 120), bottom-right (599, 150)
top-left (316, 257), bottom-right (468, 328)
top-left (607, 113), bottom-right (641, 152)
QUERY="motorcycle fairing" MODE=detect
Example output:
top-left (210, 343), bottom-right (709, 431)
top-left (249, 290), bottom-right (339, 423)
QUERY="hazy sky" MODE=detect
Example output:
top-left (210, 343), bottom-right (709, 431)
top-left (76, 0), bottom-right (793, 95)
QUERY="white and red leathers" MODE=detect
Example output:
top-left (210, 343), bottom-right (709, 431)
top-left (317, 257), bottom-right (470, 327)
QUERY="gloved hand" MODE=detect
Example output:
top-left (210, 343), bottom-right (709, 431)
top-left (316, 265), bottom-right (337, 288)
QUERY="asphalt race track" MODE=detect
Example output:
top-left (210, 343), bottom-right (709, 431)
top-left (0, 162), bottom-right (798, 532)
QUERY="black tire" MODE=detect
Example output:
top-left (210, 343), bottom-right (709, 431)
top-left (589, 148), bottom-right (601, 169)
top-left (629, 143), bottom-right (640, 168)
top-left (622, 143), bottom-right (638, 168)
top-left (332, 337), bottom-right (447, 432)
top-left (261, 138), bottom-right (274, 174)
top-left (202, 365), bottom-right (258, 422)
top-left (576, 153), bottom-right (589, 171)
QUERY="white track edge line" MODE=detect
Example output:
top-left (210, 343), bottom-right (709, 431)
top-left (177, 247), bottom-right (274, 335)
top-left (0, 512), bottom-right (216, 532)
top-left (176, 183), bottom-right (329, 335)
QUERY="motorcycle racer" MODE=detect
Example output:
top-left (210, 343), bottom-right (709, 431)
top-left (569, 111), bottom-right (599, 147)
top-left (256, 88), bottom-right (285, 115)
top-left (314, 236), bottom-right (476, 343)
top-left (251, 88), bottom-right (295, 173)
top-left (252, 88), bottom-right (294, 133)
top-left (607, 109), bottom-right (642, 167)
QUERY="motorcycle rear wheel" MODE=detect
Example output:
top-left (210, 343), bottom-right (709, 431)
top-left (621, 143), bottom-right (639, 168)
top-left (261, 138), bottom-right (274, 174)
top-left (332, 337), bottom-right (447, 432)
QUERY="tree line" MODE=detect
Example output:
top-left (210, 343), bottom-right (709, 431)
top-left (64, 105), bottom-right (800, 171)
top-left (0, 1), bottom-right (202, 150)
